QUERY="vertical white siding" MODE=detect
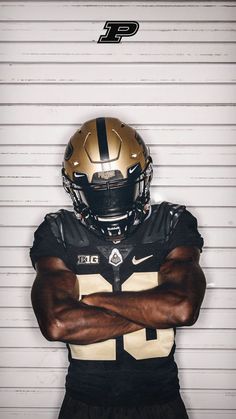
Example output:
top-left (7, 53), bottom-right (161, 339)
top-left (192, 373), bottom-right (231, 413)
top-left (0, 1), bottom-right (236, 418)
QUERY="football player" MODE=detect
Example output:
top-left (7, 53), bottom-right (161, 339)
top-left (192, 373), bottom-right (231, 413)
top-left (30, 117), bottom-right (206, 419)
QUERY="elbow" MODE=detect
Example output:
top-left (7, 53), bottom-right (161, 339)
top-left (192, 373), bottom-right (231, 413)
top-left (41, 318), bottom-right (67, 342)
top-left (41, 317), bottom-right (89, 345)
top-left (176, 300), bottom-right (199, 327)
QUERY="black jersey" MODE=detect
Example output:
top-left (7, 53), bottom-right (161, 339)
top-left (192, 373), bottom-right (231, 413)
top-left (30, 202), bottom-right (203, 407)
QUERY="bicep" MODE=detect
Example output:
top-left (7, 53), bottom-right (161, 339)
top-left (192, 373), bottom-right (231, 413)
top-left (159, 246), bottom-right (206, 302)
top-left (31, 256), bottom-right (79, 318)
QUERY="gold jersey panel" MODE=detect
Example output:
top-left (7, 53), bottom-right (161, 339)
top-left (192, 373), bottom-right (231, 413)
top-left (69, 271), bottom-right (174, 361)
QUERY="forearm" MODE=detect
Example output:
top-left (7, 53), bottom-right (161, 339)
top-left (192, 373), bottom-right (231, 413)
top-left (82, 287), bottom-right (186, 329)
top-left (48, 299), bottom-right (142, 345)
top-left (82, 262), bottom-right (206, 329)
top-left (31, 268), bottom-right (142, 345)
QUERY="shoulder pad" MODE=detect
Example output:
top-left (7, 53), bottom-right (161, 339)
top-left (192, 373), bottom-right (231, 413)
top-left (142, 202), bottom-right (185, 244)
top-left (45, 210), bottom-right (89, 248)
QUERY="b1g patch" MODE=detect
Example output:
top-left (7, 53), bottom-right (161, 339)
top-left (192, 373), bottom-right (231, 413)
top-left (77, 255), bottom-right (99, 265)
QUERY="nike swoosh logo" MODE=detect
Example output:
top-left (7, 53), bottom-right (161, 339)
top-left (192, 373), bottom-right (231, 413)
top-left (74, 173), bottom-right (84, 178)
top-left (132, 254), bottom-right (153, 265)
top-left (129, 164), bottom-right (138, 174)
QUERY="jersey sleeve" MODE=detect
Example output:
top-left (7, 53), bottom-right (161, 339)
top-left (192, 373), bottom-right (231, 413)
top-left (30, 216), bottom-right (70, 270)
top-left (166, 209), bottom-right (204, 254)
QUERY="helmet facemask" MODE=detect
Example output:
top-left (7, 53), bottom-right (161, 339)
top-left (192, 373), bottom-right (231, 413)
top-left (62, 157), bottom-right (153, 241)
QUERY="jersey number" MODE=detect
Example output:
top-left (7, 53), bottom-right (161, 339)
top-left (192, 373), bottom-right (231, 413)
top-left (69, 272), bottom-right (174, 361)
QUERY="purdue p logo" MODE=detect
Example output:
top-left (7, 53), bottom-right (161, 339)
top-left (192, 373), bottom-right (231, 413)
top-left (98, 21), bottom-right (139, 44)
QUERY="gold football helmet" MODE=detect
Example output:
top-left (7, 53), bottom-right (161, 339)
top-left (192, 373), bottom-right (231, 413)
top-left (62, 117), bottom-right (153, 241)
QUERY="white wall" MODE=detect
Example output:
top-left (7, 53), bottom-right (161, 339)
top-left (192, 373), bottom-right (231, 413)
top-left (0, 1), bottom-right (236, 418)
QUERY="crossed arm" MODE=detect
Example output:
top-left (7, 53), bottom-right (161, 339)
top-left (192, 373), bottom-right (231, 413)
top-left (31, 257), bottom-right (142, 345)
top-left (31, 246), bottom-right (206, 345)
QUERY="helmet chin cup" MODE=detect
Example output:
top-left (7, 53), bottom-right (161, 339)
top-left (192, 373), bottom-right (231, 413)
top-left (95, 212), bottom-right (135, 241)
top-left (73, 203), bottom-right (136, 241)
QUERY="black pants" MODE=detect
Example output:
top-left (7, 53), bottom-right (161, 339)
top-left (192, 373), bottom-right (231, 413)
top-left (58, 393), bottom-right (189, 419)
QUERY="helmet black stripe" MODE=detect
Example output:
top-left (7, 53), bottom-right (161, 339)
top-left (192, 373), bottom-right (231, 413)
top-left (96, 117), bottom-right (109, 161)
